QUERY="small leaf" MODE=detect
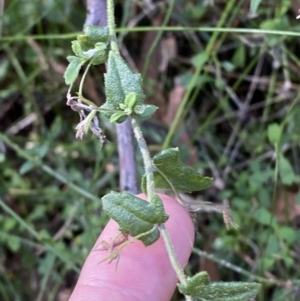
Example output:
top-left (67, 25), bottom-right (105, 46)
top-left (101, 51), bottom-right (145, 122)
top-left (64, 56), bottom-right (85, 85)
top-left (268, 123), bottom-right (281, 144)
top-left (77, 26), bottom-right (109, 52)
top-left (232, 43), bottom-right (246, 68)
top-left (133, 104), bottom-right (158, 119)
top-left (109, 112), bottom-right (127, 123)
top-left (253, 207), bottom-right (273, 225)
top-left (123, 92), bottom-right (138, 109)
top-left (279, 155), bottom-right (296, 185)
top-left (85, 25), bottom-right (109, 44)
top-left (178, 272), bottom-right (260, 300)
top-left (80, 48), bottom-right (98, 60)
top-left (7, 236), bottom-right (21, 252)
top-left (191, 52), bottom-right (209, 68)
top-left (250, 0), bottom-right (262, 14)
top-left (91, 42), bottom-right (109, 65)
top-left (19, 161), bottom-right (35, 175)
top-left (144, 148), bottom-right (212, 193)
top-left (71, 40), bottom-right (83, 56)
top-left (102, 192), bottom-right (168, 246)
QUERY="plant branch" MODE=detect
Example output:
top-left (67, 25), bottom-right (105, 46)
top-left (85, 0), bottom-right (137, 193)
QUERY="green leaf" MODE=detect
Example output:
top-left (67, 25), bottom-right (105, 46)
top-left (119, 92), bottom-right (138, 114)
top-left (252, 207), bottom-right (273, 225)
top-left (102, 192), bottom-right (168, 246)
top-left (71, 40), bottom-right (83, 56)
top-left (19, 161), bottom-right (35, 175)
top-left (250, 0), bottom-right (262, 14)
top-left (4, 218), bottom-right (17, 231)
top-left (191, 52), bottom-right (209, 68)
top-left (77, 26), bottom-right (109, 51)
top-left (268, 123), bottom-right (281, 144)
top-left (64, 56), bottom-right (85, 85)
top-left (144, 148), bottom-right (212, 193)
top-left (0, 153), bottom-right (5, 163)
top-left (279, 156), bottom-right (296, 185)
top-left (133, 104), bottom-right (158, 119)
top-left (109, 112), bottom-right (127, 123)
top-left (84, 25), bottom-right (109, 44)
top-left (122, 92), bottom-right (138, 109)
top-left (101, 51), bottom-right (147, 122)
top-left (7, 236), bottom-right (21, 252)
top-left (73, 38), bottom-right (108, 64)
top-left (91, 42), bottom-right (109, 65)
top-left (232, 43), bottom-right (246, 68)
top-left (178, 272), bottom-right (260, 300)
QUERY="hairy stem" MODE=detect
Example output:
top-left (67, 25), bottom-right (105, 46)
top-left (160, 224), bottom-right (192, 301)
top-left (131, 117), bottom-right (191, 300)
top-left (107, 0), bottom-right (119, 53)
top-left (131, 117), bottom-right (154, 200)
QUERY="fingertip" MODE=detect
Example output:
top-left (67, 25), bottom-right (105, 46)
top-left (70, 194), bottom-right (194, 301)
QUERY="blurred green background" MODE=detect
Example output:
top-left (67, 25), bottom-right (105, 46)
top-left (1, 0), bottom-right (300, 300)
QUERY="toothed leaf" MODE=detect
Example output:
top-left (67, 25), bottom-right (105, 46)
top-left (101, 51), bottom-right (151, 122)
top-left (178, 272), bottom-right (261, 300)
top-left (102, 192), bottom-right (168, 246)
top-left (133, 104), bottom-right (158, 119)
top-left (142, 148), bottom-right (212, 193)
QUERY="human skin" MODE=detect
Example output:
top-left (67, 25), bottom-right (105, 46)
top-left (69, 194), bottom-right (195, 301)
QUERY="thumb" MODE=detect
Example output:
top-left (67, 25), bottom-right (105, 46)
top-left (69, 193), bottom-right (195, 301)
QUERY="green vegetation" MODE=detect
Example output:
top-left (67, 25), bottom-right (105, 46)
top-left (1, 0), bottom-right (300, 300)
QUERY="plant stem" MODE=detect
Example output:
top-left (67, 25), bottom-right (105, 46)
top-left (131, 117), bottom-right (155, 200)
top-left (79, 61), bottom-right (92, 99)
top-left (107, 0), bottom-right (119, 53)
top-left (160, 224), bottom-right (192, 301)
top-left (106, 3), bottom-right (190, 298)
top-left (131, 118), bottom-right (191, 300)
top-left (160, 224), bottom-right (187, 283)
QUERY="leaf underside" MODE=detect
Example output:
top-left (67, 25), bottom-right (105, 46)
top-left (102, 191), bottom-right (168, 246)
